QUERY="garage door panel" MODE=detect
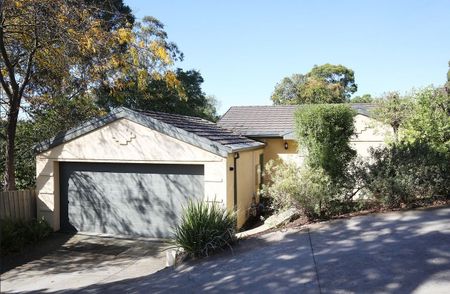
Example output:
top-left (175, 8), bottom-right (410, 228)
top-left (60, 163), bottom-right (204, 238)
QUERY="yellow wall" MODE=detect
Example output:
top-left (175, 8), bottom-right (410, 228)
top-left (226, 148), bottom-right (264, 228)
top-left (36, 118), bottom-right (228, 231)
top-left (258, 138), bottom-right (305, 167)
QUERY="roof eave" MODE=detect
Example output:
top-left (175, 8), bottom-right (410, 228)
top-left (230, 142), bottom-right (265, 153)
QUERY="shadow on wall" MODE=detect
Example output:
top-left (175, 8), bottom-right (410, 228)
top-left (18, 207), bottom-right (450, 293)
top-left (60, 163), bottom-right (204, 238)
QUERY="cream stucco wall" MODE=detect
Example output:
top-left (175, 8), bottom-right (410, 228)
top-left (350, 114), bottom-right (391, 158)
top-left (36, 118), bottom-right (229, 231)
top-left (226, 148), bottom-right (264, 228)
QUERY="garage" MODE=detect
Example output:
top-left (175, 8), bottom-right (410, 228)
top-left (35, 107), bottom-right (265, 238)
top-left (60, 162), bottom-right (204, 238)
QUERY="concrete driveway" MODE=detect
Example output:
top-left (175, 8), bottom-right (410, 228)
top-left (0, 234), bottom-right (168, 293)
top-left (2, 206), bottom-right (450, 293)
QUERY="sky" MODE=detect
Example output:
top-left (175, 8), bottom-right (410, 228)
top-left (126, 0), bottom-right (450, 114)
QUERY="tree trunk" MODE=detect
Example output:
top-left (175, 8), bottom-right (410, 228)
top-left (3, 94), bottom-right (20, 191)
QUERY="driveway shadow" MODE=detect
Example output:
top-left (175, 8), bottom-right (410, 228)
top-left (309, 206), bottom-right (450, 293)
top-left (1, 233), bottom-right (169, 293)
top-left (1, 233), bottom-right (74, 274)
top-left (9, 229), bottom-right (320, 294)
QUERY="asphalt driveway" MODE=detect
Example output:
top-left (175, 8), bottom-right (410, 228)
top-left (2, 206), bottom-right (449, 293)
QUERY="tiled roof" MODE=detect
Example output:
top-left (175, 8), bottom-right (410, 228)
top-left (35, 108), bottom-right (264, 156)
top-left (136, 110), bottom-right (264, 151)
top-left (218, 105), bottom-right (297, 137)
top-left (218, 104), bottom-right (378, 137)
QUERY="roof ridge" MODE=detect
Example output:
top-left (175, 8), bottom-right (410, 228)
top-left (135, 109), bottom-right (213, 123)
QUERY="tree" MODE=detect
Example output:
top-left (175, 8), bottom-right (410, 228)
top-left (271, 64), bottom-right (357, 105)
top-left (446, 61), bottom-right (450, 96)
top-left (271, 74), bottom-right (306, 105)
top-left (97, 66), bottom-right (219, 121)
top-left (372, 92), bottom-right (410, 143)
top-left (0, 94), bottom-right (101, 189)
top-left (0, 1), bottom-right (179, 190)
top-left (350, 94), bottom-right (374, 103)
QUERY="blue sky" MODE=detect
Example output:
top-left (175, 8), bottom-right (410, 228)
top-left (126, 0), bottom-right (450, 114)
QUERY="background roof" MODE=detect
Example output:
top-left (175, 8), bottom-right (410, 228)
top-left (218, 104), bottom-right (378, 137)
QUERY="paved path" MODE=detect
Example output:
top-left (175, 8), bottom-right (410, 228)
top-left (2, 206), bottom-right (450, 293)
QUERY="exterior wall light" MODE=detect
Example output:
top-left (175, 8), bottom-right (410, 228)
top-left (284, 141), bottom-right (288, 150)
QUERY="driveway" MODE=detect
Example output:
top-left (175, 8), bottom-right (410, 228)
top-left (2, 206), bottom-right (450, 293)
top-left (0, 234), bottom-right (168, 293)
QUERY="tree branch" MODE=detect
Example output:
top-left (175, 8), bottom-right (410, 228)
top-left (0, 23), bottom-right (19, 93)
top-left (0, 67), bottom-right (12, 98)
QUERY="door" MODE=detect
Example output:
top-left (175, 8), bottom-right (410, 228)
top-left (60, 162), bottom-right (204, 238)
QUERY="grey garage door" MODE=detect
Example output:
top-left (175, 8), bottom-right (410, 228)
top-left (60, 162), bottom-right (204, 238)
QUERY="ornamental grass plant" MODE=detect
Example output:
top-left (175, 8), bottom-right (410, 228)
top-left (173, 201), bottom-right (237, 258)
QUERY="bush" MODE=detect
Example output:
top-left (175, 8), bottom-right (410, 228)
top-left (291, 167), bottom-right (337, 218)
top-left (262, 160), bottom-right (355, 219)
top-left (0, 218), bottom-right (52, 256)
top-left (261, 160), bottom-right (303, 211)
top-left (295, 104), bottom-right (356, 180)
top-left (401, 87), bottom-right (450, 153)
top-left (363, 142), bottom-right (450, 207)
top-left (173, 201), bottom-right (236, 258)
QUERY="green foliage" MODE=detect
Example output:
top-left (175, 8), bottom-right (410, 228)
top-left (261, 160), bottom-right (303, 210)
top-left (0, 218), bottom-right (52, 256)
top-left (271, 74), bottom-right (307, 105)
top-left (0, 0), bottom-right (183, 189)
top-left (262, 160), bottom-right (360, 219)
top-left (97, 68), bottom-right (218, 121)
top-left (290, 166), bottom-right (337, 218)
top-left (308, 64), bottom-right (357, 99)
top-left (295, 104), bottom-right (357, 180)
top-left (372, 92), bottom-right (411, 142)
top-left (446, 60), bottom-right (450, 96)
top-left (401, 87), bottom-right (450, 153)
top-left (271, 64), bottom-right (357, 105)
top-left (173, 201), bottom-right (236, 258)
top-left (0, 96), bottom-right (101, 190)
top-left (262, 104), bottom-right (358, 219)
top-left (362, 143), bottom-right (450, 207)
top-left (350, 94), bottom-right (375, 103)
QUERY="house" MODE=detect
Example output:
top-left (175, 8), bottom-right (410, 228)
top-left (217, 104), bottom-right (390, 167)
top-left (35, 107), bottom-right (264, 238)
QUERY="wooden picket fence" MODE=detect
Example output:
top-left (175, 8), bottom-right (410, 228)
top-left (0, 190), bottom-right (36, 221)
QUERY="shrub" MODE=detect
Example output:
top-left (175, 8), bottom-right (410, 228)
top-left (295, 104), bottom-right (356, 180)
top-left (261, 160), bottom-right (303, 211)
top-left (401, 87), bottom-right (450, 153)
top-left (291, 166), bottom-right (337, 218)
top-left (262, 160), bottom-right (354, 219)
top-left (0, 218), bottom-right (52, 256)
top-left (363, 142), bottom-right (450, 207)
top-left (173, 201), bottom-right (236, 258)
